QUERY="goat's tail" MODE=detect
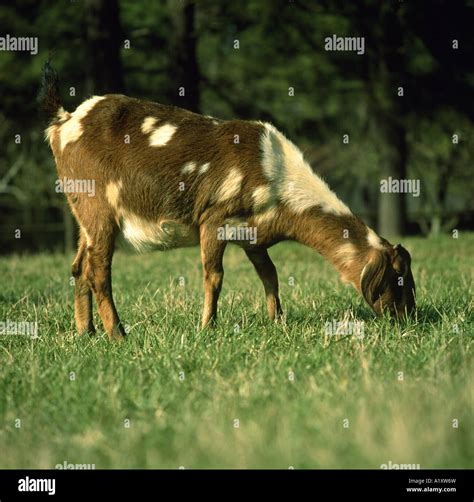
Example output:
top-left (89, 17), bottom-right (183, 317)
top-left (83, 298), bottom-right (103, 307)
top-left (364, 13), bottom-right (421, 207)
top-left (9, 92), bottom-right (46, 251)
top-left (38, 58), bottom-right (63, 124)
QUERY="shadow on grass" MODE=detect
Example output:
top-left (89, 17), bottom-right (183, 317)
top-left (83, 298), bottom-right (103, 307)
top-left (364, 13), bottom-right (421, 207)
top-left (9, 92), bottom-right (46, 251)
top-left (285, 301), bottom-right (446, 329)
top-left (415, 303), bottom-right (445, 324)
top-left (285, 302), bottom-right (377, 325)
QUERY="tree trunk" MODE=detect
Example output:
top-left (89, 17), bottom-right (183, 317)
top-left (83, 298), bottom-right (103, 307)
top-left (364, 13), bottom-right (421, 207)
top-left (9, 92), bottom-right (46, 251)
top-left (168, 0), bottom-right (200, 112)
top-left (377, 117), bottom-right (408, 237)
top-left (84, 0), bottom-right (125, 95)
top-left (369, 4), bottom-right (408, 238)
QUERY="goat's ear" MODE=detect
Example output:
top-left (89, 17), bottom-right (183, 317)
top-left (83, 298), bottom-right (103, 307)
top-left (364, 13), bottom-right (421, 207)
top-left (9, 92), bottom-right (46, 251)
top-left (390, 244), bottom-right (411, 276)
top-left (360, 250), bottom-right (388, 305)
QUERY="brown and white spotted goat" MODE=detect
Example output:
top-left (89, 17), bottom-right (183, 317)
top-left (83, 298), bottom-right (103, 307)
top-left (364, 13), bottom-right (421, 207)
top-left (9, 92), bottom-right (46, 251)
top-left (40, 63), bottom-right (415, 341)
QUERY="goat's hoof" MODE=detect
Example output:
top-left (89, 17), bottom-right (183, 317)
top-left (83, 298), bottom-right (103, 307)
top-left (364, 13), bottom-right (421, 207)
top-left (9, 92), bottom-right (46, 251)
top-left (109, 325), bottom-right (126, 342)
top-left (78, 326), bottom-right (96, 336)
top-left (109, 332), bottom-right (125, 343)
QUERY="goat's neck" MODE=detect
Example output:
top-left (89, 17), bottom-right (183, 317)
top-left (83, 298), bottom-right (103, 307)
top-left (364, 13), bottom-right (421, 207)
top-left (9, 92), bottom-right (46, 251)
top-left (283, 207), bottom-right (374, 290)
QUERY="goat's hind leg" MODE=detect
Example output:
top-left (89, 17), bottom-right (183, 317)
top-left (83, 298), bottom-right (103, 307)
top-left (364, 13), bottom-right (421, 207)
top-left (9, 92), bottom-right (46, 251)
top-left (84, 222), bottom-right (126, 341)
top-left (72, 230), bottom-right (95, 335)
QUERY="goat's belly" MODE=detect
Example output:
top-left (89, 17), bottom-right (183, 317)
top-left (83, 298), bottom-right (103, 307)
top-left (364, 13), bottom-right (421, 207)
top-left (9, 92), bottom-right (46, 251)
top-left (121, 215), bottom-right (199, 251)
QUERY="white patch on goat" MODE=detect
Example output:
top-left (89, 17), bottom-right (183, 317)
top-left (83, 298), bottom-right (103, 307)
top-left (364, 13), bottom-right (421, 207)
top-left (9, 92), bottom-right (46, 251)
top-left (333, 242), bottom-right (358, 263)
top-left (121, 212), bottom-right (199, 251)
top-left (105, 180), bottom-right (122, 209)
top-left (83, 228), bottom-right (93, 247)
top-left (181, 161), bottom-right (196, 175)
top-left (205, 115), bottom-right (219, 125)
top-left (149, 123), bottom-right (177, 147)
top-left (214, 168), bottom-right (243, 202)
top-left (141, 116), bottom-right (158, 134)
top-left (45, 107), bottom-right (71, 144)
top-left (253, 207), bottom-right (278, 226)
top-left (57, 106), bottom-right (70, 121)
top-left (59, 96), bottom-right (105, 152)
top-left (252, 185), bottom-right (271, 210)
top-left (367, 228), bottom-right (384, 250)
top-left (198, 162), bottom-right (210, 175)
top-left (260, 123), bottom-right (351, 216)
top-left (45, 124), bottom-right (58, 144)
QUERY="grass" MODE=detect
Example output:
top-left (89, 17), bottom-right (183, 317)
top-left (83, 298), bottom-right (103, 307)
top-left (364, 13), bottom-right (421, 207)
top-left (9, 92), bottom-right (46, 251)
top-left (0, 234), bottom-right (472, 469)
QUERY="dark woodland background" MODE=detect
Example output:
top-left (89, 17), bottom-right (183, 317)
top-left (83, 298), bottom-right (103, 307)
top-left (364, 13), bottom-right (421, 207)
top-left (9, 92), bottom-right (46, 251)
top-left (0, 0), bottom-right (473, 253)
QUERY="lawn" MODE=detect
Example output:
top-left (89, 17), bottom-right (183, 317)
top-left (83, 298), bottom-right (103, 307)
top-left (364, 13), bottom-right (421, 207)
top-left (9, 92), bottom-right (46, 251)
top-left (0, 234), bottom-right (472, 469)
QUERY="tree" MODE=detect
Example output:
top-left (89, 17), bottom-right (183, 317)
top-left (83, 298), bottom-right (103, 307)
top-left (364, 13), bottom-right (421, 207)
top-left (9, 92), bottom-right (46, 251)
top-left (167, 0), bottom-right (200, 112)
top-left (84, 0), bottom-right (125, 94)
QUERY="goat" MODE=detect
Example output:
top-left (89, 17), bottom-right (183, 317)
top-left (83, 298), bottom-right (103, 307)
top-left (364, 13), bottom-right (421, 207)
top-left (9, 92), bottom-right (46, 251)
top-left (39, 62), bottom-right (415, 341)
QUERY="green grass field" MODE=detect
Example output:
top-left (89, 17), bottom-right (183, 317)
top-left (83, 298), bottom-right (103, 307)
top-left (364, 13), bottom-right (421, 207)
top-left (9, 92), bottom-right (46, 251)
top-left (0, 234), bottom-right (472, 469)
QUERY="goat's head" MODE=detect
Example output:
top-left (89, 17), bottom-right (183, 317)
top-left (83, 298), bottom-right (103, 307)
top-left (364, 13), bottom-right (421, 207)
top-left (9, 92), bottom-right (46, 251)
top-left (360, 244), bottom-right (416, 318)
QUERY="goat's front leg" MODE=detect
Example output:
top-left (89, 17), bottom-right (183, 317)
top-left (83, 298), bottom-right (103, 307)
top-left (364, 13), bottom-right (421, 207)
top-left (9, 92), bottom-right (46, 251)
top-left (85, 227), bottom-right (126, 341)
top-left (244, 248), bottom-right (283, 321)
top-left (200, 223), bottom-right (227, 329)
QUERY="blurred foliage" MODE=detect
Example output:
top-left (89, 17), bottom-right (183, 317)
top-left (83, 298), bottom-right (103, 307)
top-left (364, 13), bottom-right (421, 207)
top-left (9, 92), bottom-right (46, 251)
top-left (0, 0), bottom-right (473, 252)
